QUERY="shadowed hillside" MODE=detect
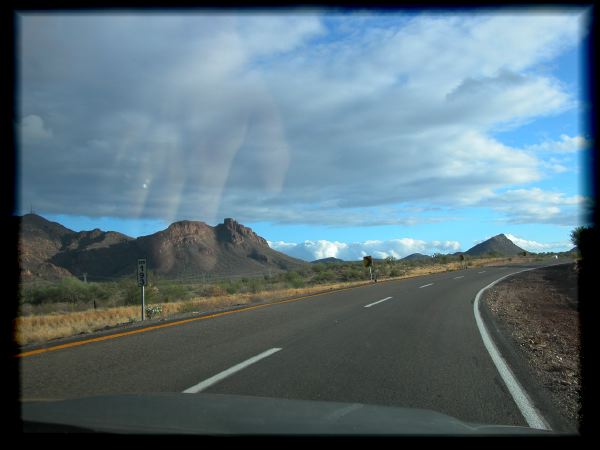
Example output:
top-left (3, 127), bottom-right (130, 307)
top-left (465, 233), bottom-right (526, 257)
top-left (19, 215), bottom-right (306, 281)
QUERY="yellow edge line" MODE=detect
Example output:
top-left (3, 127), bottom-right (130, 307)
top-left (16, 280), bottom-right (376, 359)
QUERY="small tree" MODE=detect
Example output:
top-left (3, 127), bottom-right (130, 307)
top-left (571, 225), bottom-right (596, 262)
top-left (570, 226), bottom-right (587, 250)
top-left (432, 253), bottom-right (448, 264)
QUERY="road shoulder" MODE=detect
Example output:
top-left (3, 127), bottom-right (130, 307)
top-left (479, 263), bottom-right (580, 433)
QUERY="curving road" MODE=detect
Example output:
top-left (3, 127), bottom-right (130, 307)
top-left (18, 262), bottom-right (564, 429)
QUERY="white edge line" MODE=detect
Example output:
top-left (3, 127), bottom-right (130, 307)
top-left (454, 276), bottom-right (465, 279)
top-left (183, 348), bottom-right (282, 394)
top-left (473, 268), bottom-right (551, 430)
top-left (419, 283), bottom-right (434, 289)
top-left (364, 296), bottom-right (393, 308)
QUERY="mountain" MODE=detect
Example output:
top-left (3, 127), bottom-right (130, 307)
top-left (465, 234), bottom-right (527, 257)
top-left (401, 253), bottom-right (432, 262)
top-left (18, 214), bottom-right (134, 280)
top-left (311, 257), bottom-right (345, 264)
top-left (18, 214), bottom-right (306, 281)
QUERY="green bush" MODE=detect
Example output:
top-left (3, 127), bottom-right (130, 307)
top-left (341, 267), bottom-right (363, 281)
top-left (219, 280), bottom-right (240, 295)
top-left (389, 268), bottom-right (402, 277)
top-left (311, 263), bottom-right (326, 273)
top-left (22, 278), bottom-right (100, 305)
top-left (155, 283), bottom-right (189, 302)
top-left (289, 278), bottom-right (305, 289)
top-left (120, 280), bottom-right (146, 306)
top-left (244, 277), bottom-right (264, 294)
top-left (284, 271), bottom-right (305, 288)
top-left (314, 269), bottom-right (337, 283)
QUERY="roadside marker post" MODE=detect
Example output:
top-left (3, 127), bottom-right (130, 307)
top-left (137, 259), bottom-right (147, 320)
top-left (363, 256), bottom-right (374, 281)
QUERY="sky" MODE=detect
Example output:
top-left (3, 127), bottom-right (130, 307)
top-left (16, 8), bottom-right (594, 261)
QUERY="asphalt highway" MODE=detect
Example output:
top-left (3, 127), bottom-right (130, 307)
top-left (19, 263), bottom-right (560, 429)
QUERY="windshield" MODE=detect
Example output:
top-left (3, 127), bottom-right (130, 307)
top-left (12, 5), bottom-right (593, 436)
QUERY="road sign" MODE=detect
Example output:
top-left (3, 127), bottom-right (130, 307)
top-left (137, 259), bottom-right (147, 287)
top-left (363, 256), bottom-right (373, 267)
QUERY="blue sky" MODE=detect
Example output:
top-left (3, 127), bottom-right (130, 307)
top-left (17, 9), bottom-right (593, 261)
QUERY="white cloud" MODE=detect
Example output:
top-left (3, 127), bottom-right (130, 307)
top-left (236, 15), bottom-right (325, 57)
top-left (525, 134), bottom-right (590, 153)
top-left (505, 234), bottom-right (572, 253)
top-left (445, 71), bottom-right (571, 130)
top-left (19, 115), bottom-right (52, 142)
top-left (520, 134), bottom-right (588, 177)
top-left (344, 12), bottom-right (583, 98)
top-left (268, 240), bottom-right (348, 261)
top-left (541, 158), bottom-right (569, 174)
top-left (269, 237), bottom-right (461, 261)
top-left (481, 188), bottom-right (589, 225)
top-left (17, 11), bottom-right (588, 226)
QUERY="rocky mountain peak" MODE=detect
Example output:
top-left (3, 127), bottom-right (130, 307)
top-left (217, 218), bottom-right (267, 246)
top-left (18, 214), bottom-right (306, 280)
top-left (465, 233), bottom-right (525, 257)
top-left (161, 220), bottom-right (211, 236)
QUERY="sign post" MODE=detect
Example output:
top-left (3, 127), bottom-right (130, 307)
top-left (363, 256), bottom-right (373, 281)
top-left (137, 259), bottom-right (147, 320)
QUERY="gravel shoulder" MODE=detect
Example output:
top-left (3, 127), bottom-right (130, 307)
top-left (482, 263), bottom-right (581, 432)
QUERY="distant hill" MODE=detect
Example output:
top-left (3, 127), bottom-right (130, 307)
top-left (401, 253), bottom-right (432, 262)
top-left (311, 257), bottom-right (345, 264)
top-left (18, 214), bottom-right (134, 280)
top-left (465, 234), bottom-right (527, 257)
top-left (18, 215), bottom-right (306, 281)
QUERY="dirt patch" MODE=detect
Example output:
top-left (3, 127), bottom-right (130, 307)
top-left (483, 263), bottom-right (581, 430)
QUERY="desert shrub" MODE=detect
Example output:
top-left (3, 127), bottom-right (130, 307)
top-left (298, 268), bottom-right (312, 278)
top-left (284, 271), bottom-right (305, 289)
top-left (244, 277), bottom-right (265, 294)
top-left (22, 278), bottom-right (102, 305)
top-left (212, 280), bottom-right (240, 295)
top-left (155, 283), bottom-right (189, 302)
top-left (115, 279), bottom-right (145, 306)
top-left (225, 284), bottom-right (239, 295)
top-left (340, 267), bottom-right (363, 281)
top-left (202, 284), bottom-right (227, 297)
top-left (145, 304), bottom-right (163, 319)
top-left (389, 268), bottom-right (402, 277)
top-left (432, 253), bottom-right (449, 264)
top-left (311, 263), bottom-right (326, 273)
top-left (314, 269), bottom-right (337, 283)
top-left (290, 278), bottom-right (305, 289)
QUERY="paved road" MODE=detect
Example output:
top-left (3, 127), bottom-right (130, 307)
top-left (19, 263), bottom-right (557, 428)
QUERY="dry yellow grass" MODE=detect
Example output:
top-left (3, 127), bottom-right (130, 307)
top-left (13, 256), bottom-right (545, 346)
top-left (14, 281), bottom-right (374, 346)
top-left (14, 306), bottom-right (140, 346)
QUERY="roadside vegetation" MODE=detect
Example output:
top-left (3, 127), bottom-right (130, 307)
top-left (15, 252), bottom-right (575, 346)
